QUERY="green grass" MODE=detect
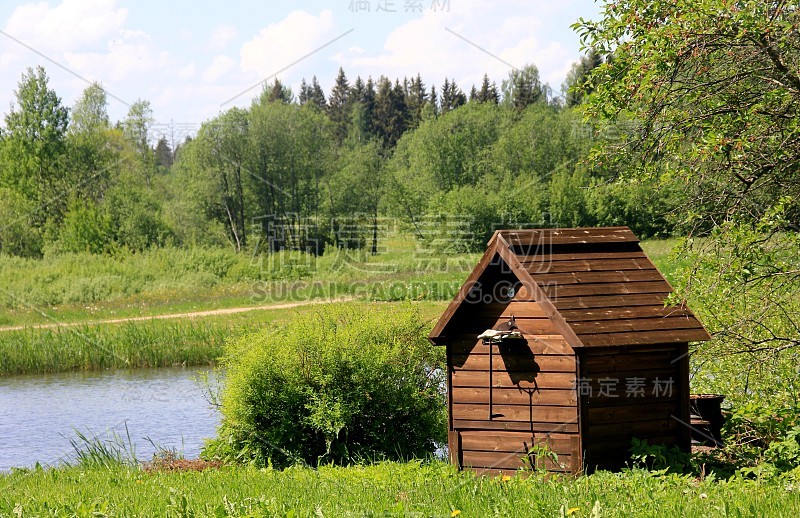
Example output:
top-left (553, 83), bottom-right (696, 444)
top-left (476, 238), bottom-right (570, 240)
top-left (0, 237), bottom-right (477, 327)
top-left (2, 461), bottom-right (799, 516)
top-left (640, 237), bottom-right (686, 284)
top-left (0, 235), bottom-right (680, 375)
top-left (0, 236), bottom-right (678, 328)
top-left (0, 320), bottom-right (230, 375)
top-left (0, 301), bottom-right (447, 375)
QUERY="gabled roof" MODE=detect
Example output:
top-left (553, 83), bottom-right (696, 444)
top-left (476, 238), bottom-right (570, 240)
top-left (429, 227), bottom-right (711, 347)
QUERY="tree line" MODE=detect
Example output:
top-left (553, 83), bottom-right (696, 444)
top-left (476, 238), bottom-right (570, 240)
top-left (1, 52), bottom-right (670, 258)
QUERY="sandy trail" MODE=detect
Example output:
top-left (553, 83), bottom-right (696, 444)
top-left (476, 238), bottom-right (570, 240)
top-left (0, 298), bottom-right (352, 332)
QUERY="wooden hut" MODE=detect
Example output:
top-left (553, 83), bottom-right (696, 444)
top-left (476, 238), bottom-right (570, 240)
top-left (429, 227), bottom-right (710, 475)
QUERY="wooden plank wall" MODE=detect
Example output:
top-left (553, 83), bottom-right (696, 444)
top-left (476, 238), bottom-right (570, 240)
top-left (578, 344), bottom-right (689, 471)
top-left (447, 300), bottom-right (581, 474)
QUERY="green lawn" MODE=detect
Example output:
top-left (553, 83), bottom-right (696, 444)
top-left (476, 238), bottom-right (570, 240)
top-left (2, 461), bottom-right (798, 517)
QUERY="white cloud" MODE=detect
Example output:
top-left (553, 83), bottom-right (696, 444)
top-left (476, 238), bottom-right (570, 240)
top-left (240, 9), bottom-right (336, 78)
top-left (203, 55), bottom-right (236, 83)
top-left (62, 30), bottom-right (164, 82)
top-left (0, 0), bottom-right (598, 128)
top-left (178, 62), bottom-right (196, 80)
top-left (0, 0), bottom-right (187, 123)
top-left (208, 25), bottom-right (237, 52)
top-left (4, 0), bottom-right (127, 52)
top-left (336, 0), bottom-right (580, 96)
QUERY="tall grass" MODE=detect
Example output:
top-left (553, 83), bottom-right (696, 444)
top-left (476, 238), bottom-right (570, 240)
top-left (0, 242), bottom-right (477, 308)
top-left (0, 320), bottom-right (235, 375)
top-left (2, 461), bottom-right (799, 516)
top-left (0, 247), bottom-right (322, 310)
top-left (65, 426), bottom-right (139, 469)
top-left (0, 237), bottom-right (676, 312)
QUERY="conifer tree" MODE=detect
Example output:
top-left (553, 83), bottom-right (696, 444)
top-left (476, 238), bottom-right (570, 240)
top-left (327, 67), bottom-right (351, 144)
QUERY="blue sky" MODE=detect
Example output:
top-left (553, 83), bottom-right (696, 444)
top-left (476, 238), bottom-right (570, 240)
top-left (0, 0), bottom-right (602, 141)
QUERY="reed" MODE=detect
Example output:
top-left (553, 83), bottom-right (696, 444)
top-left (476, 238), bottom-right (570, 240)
top-left (64, 425), bottom-right (139, 469)
top-left (0, 320), bottom-right (238, 375)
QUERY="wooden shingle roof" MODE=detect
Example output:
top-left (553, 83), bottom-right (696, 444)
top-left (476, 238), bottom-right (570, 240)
top-left (429, 226), bottom-right (710, 347)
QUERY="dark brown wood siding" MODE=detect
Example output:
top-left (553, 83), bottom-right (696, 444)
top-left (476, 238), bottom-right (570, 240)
top-left (578, 344), bottom-right (690, 471)
top-left (447, 305), bottom-right (581, 474)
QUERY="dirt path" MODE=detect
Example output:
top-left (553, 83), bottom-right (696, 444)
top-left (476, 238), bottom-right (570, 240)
top-left (0, 298), bottom-right (353, 332)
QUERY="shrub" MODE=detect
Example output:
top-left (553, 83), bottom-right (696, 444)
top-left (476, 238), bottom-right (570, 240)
top-left (687, 399), bottom-right (800, 478)
top-left (584, 177), bottom-right (677, 239)
top-left (204, 303), bottom-right (446, 467)
top-left (0, 187), bottom-right (43, 257)
top-left (55, 199), bottom-right (114, 254)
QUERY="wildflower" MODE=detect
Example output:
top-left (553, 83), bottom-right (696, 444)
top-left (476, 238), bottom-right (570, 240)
top-left (567, 508), bottom-right (580, 516)
top-left (451, 510), bottom-right (461, 517)
top-left (501, 475), bottom-right (512, 482)
top-left (699, 493), bottom-right (708, 499)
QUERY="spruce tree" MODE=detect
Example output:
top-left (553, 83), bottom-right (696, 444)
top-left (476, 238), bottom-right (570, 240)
top-left (405, 73), bottom-right (427, 129)
top-left (310, 76), bottom-right (327, 110)
top-left (298, 78), bottom-right (310, 105)
top-left (478, 73), bottom-right (499, 104)
top-left (327, 67), bottom-right (351, 144)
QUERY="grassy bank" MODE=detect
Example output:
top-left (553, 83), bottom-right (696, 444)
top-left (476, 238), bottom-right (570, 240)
top-left (0, 242), bottom-right (476, 327)
top-left (0, 301), bottom-right (446, 376)
top-left (2, 461), bottom-right (798, 516)
top-left (0, 320), bottom-right (230, 375)
top-left (0, 237), bottom-right (680, 375)
top-left (0, 237), bottom-right (679, 328)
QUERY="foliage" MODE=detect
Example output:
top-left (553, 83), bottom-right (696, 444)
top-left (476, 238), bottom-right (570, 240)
top-left (53, 199), bottom-right (114, 254)
top-left (501, 64), bottom-right (549, 110)
top-left (675, 225), bottom-right (800, 405)
top-left (105, 184), bottom-right (174, 251)
top-left (577, 1), bottom-right (800, 231)
top-left (577, 0), bottom-right (800, 393)
top-left (707, 399), bottom-right (800, 476)
top-left (122, 99), bottom-right (156, 187)
top-left (0, 62), bottom-right (683, 260)
top-left (0, 187), bottom-right (43, 257)
top-left (205, 303), bottom-right (447, 467)
top-left (584, 175), bottom-right (677, 238)
top-left (562, 49), bottom-right (603, 108)
top-left (66, 83), bottom-right (114, 202)
top-left (0, 66), bottom-right (69, 242)
top-left (629, 438), bottom-right (690, 473)
top-left (522, 443), bottom-right (564, 473)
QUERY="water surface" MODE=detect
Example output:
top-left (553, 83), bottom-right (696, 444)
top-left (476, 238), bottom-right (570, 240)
top-left (0, 367), bottom-right (220, 471)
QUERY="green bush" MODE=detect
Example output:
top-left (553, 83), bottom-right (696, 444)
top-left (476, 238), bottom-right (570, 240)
top-left (54, 199), bottom-right (114, 254)
top-left (585, 176), bottom-right (677, 238)
top-left (0, 187), bottom-right (43, 257)
top-left (204, 303), bottom-right (446, 467)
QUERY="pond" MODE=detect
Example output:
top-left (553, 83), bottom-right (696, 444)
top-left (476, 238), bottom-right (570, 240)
top-left (0, 367), bottom-right (220, 471)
